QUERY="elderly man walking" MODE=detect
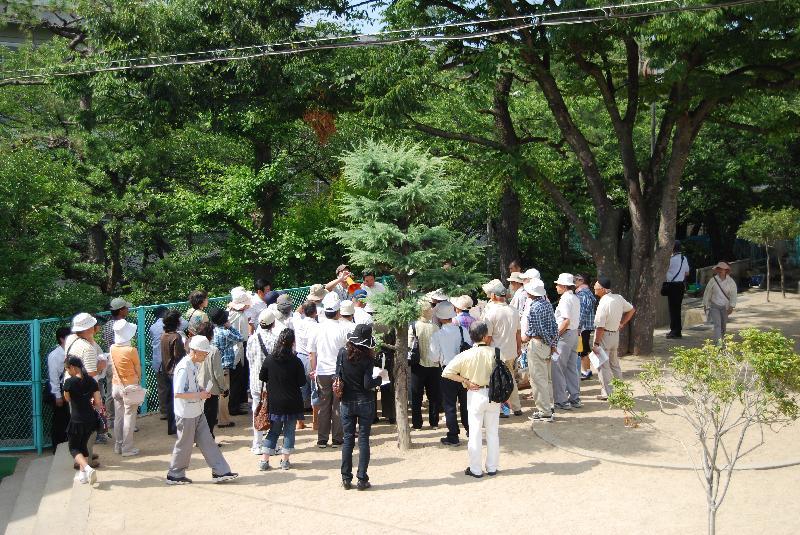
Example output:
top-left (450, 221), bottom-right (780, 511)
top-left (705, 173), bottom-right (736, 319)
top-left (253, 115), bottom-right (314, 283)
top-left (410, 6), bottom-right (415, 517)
top-left (523, 280), bottom-right (558, 422)
top-left (552, 274), bottom-right (582, 411)
top-left (481, 279), bottom-right (523, 417)
top-left (593, 277), bottom-right (636, 400)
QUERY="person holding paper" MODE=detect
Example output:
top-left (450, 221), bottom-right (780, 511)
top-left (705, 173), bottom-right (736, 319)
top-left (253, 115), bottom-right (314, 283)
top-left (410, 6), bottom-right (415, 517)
top-left (592, 276), bottom-right (636, 400)
top-left (523, 280), bottom-right (559, 422)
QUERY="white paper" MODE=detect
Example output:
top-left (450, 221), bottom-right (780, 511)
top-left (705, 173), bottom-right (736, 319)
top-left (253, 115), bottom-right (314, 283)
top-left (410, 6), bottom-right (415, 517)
top-left (550, 349), bottom-right (560, 362)
top-left (589, 347), bottom-right (609, 369)
top-left (373, 367), bottom-right (390, 386)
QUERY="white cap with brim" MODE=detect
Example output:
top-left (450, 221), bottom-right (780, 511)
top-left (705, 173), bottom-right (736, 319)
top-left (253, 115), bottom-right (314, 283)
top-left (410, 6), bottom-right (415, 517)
top-left (322, 292), bottom-right (341, 312)
top-left (113, 319), bottom-right (137, 345)
top-left (524, 280), bottom-right (547, 297)
top-left (189, 336), bottom-right (211, 352)
top-left (523, 268), bottom-right (541, 281)
top-left (554, 273), bottom-right (575, 286)
top-left (433, 301), bottom-right (456, 320)
top-left (230, 287), bottom-right (252, 310)
top-left (340, 300), bottom-right (355, 316)
top-left (426, 289), bottom-right (449, 302)
top-left (110, 297), bottom-right (133, 311)
top-left (482, 279), bottom-right (507, 297)
top-left (452, 295), bottom-right (473, 311)
top-left (508, 272), bottom-right (525, 284)
top-left (364, 303), bottom-right (376, 314)
top-left (258, 309), bottom-right (276, 327)
top-left (71, 313), bottom-right (97, 333)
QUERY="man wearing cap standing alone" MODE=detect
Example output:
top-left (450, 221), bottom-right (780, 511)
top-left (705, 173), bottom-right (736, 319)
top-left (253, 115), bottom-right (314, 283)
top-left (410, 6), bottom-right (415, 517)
top-left (165, 336), bottom-right (238, 485)
top-left (664, 241), bottom-right (690, 339)
top-left (481, 279), bottom-right (523, 417)
top-left (552, 274), bottom-right (582, 411)
top-left (309, 292), bottom-right (351, 448)
top-left (523, 280), bottom-right (558, 421)
top-left (593, 277), bottom-right (636, 400)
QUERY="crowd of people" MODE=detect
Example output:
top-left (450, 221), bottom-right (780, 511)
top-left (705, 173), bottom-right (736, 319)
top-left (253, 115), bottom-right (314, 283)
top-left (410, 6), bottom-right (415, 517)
top-left (44, 250), bottom-right (739, 488)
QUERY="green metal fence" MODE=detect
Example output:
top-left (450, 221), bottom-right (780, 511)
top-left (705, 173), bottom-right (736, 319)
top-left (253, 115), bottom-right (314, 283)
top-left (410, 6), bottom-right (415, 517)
top-left (0, 284), bottom-right (317, 454)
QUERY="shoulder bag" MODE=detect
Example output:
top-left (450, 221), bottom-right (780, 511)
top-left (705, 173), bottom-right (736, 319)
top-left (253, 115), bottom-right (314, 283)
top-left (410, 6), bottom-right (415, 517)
top-left (408, 322), bottom-right (421, 367)
top-left (109, 347), bottom-right (147, 406)
top-left (458, 325), bottom-right (471, 353)
top-left (333, 350), bottom-right (344, 400)
top-left (661, 255), bottom-right (685, 296)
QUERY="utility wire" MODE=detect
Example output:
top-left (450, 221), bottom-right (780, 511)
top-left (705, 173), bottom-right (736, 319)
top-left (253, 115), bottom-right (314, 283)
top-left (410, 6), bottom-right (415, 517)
top-left (0, 0), bottom-right (774, 83)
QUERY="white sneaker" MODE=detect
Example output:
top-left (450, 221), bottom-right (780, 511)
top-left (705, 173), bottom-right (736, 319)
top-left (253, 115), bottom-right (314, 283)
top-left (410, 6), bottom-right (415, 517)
top-left (75, 471), bottom-right (88, 484)
top-left (113, 443), bottom-right (122, 454)
top-left (121, 448), bottom-right (140, 457)
top-left (84, 466), bottom-right (97, 485)
top-left (251, 447), bottom-right (264, 456)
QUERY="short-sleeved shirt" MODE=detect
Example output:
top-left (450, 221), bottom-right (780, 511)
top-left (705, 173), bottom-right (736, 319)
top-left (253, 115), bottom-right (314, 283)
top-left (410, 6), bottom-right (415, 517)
top-left (294, 316), bottom-right (318, 355)
top-left (594, 293), bottom-right (634, 331)
top-left (248, 295), bottom-right (268, 326)
top-left (63, 375), bottom-right (99, 424)
top-left (361, 281), bottom-right (386, 296)
top-left (665, 254), bottom-right (690, 282)
top-left (172, 356), bottom-right (203, 419)
top-left (482, 301), bottom-right (520, 361)
top-left (409, 319), bottom-right (440, 367)
top-left (310, 321), bottom-right (350, 376)
top-left (441, 344), bottom-right (497, 387)
top-left (555, 291), bottom-right (581, 331)
top-left (64, 334), bottom-right (102, 374)
top-left (430, 324), bottom-right (468, 367)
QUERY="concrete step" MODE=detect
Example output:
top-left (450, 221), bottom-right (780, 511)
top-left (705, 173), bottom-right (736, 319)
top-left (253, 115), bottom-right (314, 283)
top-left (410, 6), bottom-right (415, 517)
top-left (33, 444), bottom-right (88, 534)
top-left (0, 456), bottom-right (31, 534)
top-left (4, 454), bottom-right (52, 535)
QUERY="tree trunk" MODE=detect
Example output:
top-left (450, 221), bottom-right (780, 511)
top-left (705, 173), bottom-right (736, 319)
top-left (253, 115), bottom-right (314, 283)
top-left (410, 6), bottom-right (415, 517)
top-left (765, 246), bottom-right (771, 302)
top-left (778, 254), bottom-right (785, 298)
top-left (496, 181), bottom-right (520, 282)
top-left (252, 139), bottom-right (277, 280)
top-left (393, 323), bottom-right (411, 451)
top-left (708, 505), bottom-right (716, 535)
top-left (105, 224), bottom-right (123, 294)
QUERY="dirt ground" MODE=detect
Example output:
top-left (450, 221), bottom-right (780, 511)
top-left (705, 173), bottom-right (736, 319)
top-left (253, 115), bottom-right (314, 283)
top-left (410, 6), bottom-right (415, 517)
top-left (85, 290), bottom-right (800, 535)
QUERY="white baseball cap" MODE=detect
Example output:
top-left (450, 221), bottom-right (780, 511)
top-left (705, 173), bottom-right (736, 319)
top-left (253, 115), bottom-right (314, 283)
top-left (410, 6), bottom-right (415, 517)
top-left (554, 273), bottom-right (575, 286)
top-left (523, 268), bottom-right (541, 281)
top-left (322, 291), bottom-right (341, 312)
top-left (340, 300), bottom-right (355, 316)
top-left (71, 313), bottom-right (97, 333)
top-left (524, 280), bottom-right (547, 297)
top-left (258, 309), bottom-right (276, 327)
top-left (189, 336), bottom-right (211, 352)
top-left (433, 301), bottom-right (456, 320)
top-left (112, 319), bottom-right (137, 345)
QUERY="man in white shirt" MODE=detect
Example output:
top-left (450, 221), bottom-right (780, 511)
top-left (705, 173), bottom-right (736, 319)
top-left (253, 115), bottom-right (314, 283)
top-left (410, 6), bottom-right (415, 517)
top-left (294, 302), bottom-right (319, 414)
top-left (551, 274), bottom-right (583, 411)
top-left (508, 271), bottom-right (528, 316)
top-left (430, 302), bottom-right (470, 445)
top-left (309, 292), bottom-right (350, 448)
top-left (339, 300), bottom-right (357, 334)
top-left (149, 307), bottom-right (169, 420)
top-left (480, 279), bottom-right (523, 416)
top-left (166, 336), bottom-right (238, 485)
top-left (47, 327), bottom-right (71, 452)
top-left (247, 279), bottom-right (271, 334)
top-left (664, 241), bottom-right (691, 339)
top-left (593, 277), bottom-right (636, 399)
top-left (360, 269), bottom-right (386, 296)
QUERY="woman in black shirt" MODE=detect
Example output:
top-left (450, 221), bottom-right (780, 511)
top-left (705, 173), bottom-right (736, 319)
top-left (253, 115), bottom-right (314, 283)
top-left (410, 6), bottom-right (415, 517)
top-left (258, 329), bottom-right (306, 471)
top-left (63, 356), bottom-right (102, 485)
top-left (339, 324), bottom-right (387, 490)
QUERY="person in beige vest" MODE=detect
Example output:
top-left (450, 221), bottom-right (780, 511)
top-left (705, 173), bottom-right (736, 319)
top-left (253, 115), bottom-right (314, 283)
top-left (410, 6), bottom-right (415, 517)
top-left (110, 320), bottom-right (142, 456)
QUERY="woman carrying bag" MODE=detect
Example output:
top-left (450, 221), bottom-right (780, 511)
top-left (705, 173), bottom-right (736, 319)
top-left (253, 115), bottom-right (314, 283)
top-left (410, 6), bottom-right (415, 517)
top-left (702, 262), bottom-right (738, 344)
top-left (258, 328), bottom-right (306, 471)
top-left (110, 319), bottom-right (145, 457)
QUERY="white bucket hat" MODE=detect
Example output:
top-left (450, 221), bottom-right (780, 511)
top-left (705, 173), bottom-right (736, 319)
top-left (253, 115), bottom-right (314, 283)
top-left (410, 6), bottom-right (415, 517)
top-left (258, 309), bottom-right (276, 327)
top-left (554, 273), bottom-right (575, 286)
top-left (524, 280), bottom-right (547, 297)
top-left (507, 272), bottom-right (525, 284)
top-left (71, 313), bottom-right (97, 333)
top-left (482, 279), bottom-right (507, 297)
top-left (229, 287), bottom-right (252, 310)
top-left (426, 289), bottom-right (449, 302)
top-left (340, 300), bottom-right (355, 316)
top-left (452, 295), bottom-right (473, 311)
top-left (523, 268), bottom-right (541, 281)
top-left (433, 301), bottom-right (456, 320)
top-left (113, 319), bottom-right (137, 345)
top-left (189, 336), bottom-right (211, 352)
top-left (322, 291), bottom-right (341, 312)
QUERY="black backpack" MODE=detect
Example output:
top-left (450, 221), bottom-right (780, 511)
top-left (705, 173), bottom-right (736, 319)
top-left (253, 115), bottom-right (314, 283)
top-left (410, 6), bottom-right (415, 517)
top-left (488, 347), bottom-right (514, 403)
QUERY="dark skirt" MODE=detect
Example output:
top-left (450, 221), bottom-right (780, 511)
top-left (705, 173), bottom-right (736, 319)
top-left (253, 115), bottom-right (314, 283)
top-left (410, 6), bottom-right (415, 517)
top-left (67, 421), bottom-right (95, 457)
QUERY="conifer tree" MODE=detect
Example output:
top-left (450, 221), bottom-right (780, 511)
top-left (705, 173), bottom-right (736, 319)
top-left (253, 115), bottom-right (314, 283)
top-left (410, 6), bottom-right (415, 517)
top-left (334, 140), bottom-right (483, 450)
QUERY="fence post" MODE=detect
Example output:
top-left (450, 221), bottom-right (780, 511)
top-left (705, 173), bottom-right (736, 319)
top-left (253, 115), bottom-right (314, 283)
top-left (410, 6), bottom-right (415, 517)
top-left (136, 307), bottom-right (148, 413)
top-left (31, 319), bottom-right (43, 454)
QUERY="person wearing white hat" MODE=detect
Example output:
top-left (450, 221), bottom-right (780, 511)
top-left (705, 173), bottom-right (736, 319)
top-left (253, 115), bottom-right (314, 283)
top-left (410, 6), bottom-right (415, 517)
top-left (225, 289), bottom-right (252, 415)
top-left (109, 320), bottom-right (142, 456)
top-left (523, 268), bottom-right (541, 281)
top-left (702, 261), bottom-right (737, 344)
top-left (552, 274), bottom-right (583, 411)
top-left (426, 288), bottom-right (450, 306)
top-left (166, 335), bottom-right (238, 485)
top-left (508, 272), bottom-right (529, 317)
top-left (65, 313), bottom-right (103, 378)
top-left (310, 291), bottom-right (351, 447)
top-left (409, 301), bottom-right (442, 430)
top-left (339, 300), bottom-right (357, 334)
top-left (244, 309), bottom-right (282, 452)
top-left (522, 280), bottom-right (558, 421)
top-left (430, 302), bottom-right (470, 445)
top-left (480, 279), bottom-right (523, 417)
top-left (294, 302), bottom-right (319, 427)
top-left (452, 295), bottom-right (476, 331)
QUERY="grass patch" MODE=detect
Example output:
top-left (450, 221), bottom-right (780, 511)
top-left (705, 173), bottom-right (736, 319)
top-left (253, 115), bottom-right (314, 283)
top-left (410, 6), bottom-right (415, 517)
top-left (0, 456), bottom-right (19, 480)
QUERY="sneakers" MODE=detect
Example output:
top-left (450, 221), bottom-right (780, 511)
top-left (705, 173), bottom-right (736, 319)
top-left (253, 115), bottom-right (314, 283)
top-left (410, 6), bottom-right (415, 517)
top-left (251, 446), bottom-right (264, 456)
top-left (487, 470), bottom-right (499, 476)
top-left (212, 472), bottom-right (239, 484)
top-left (259, 460), bottom-right (270, 471)
top-left (596, 395), bottom-right (609, 401)
top-left (166, 475), bottom-right (192, 485)
top-left (279, 459), bottom-right (291, 471)
top-left (499, 413), bottom-right (510, 419)
top-left (75, 471), bottom-right (87, 484)
top-left (570, 400), bottom-right (584, 409)
top-left (440, 437), bottom-right (460, 446)
top-left (331, 441), bottom-right (343, 448)
top-left (121, 448), bottom-right (140, 457)
top-left (513, 410), bottom-right (523, 416)
top-left (555, 402), bottom-right (572, 411)
top-left (113, 443), bottom-right (122, 454)
top-left (84, 466), bottom-right (97, 485)
top-left (580, 370), bottom-right (593, 381)
top-left (317, 441), bottom-right (328, 449)
top-left (356, 479), bottom-right (371, 491)
top-left (342, 479), bottom-right (352, 490)
top-left (530, 411), bottom-right (554, 422)
top-left (464, 467), bottom-right (483, 478)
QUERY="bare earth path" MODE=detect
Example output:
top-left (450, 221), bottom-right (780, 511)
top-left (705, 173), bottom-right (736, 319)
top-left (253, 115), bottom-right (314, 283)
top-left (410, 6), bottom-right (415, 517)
top-left (86, 290), bottom-right (800, 535)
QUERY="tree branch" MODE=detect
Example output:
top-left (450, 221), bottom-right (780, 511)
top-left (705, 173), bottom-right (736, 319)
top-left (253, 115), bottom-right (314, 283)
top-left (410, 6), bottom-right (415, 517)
top-left (404, 114), bottom-right (505, 151)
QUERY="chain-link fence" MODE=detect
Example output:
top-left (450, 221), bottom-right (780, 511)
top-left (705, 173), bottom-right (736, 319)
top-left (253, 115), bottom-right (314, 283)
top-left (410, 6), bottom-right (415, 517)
top-left (0, 282), bottom-right (337, 453)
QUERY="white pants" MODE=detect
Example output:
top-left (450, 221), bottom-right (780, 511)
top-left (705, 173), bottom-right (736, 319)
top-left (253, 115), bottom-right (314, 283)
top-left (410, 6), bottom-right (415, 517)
top-left (467, 388), bottom-right (501, 476)
top-left (251, 392), bottom-right (264, 452)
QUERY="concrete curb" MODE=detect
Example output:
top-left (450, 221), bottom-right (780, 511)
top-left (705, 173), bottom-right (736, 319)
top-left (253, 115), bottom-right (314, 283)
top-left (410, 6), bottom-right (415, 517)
top-left (532, 424), bottom-right (800, 471)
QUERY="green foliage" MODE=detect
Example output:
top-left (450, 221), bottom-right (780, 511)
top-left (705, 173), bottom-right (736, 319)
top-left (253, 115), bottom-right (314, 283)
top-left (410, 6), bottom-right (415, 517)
top-left (333, 140), bottom-right (484, 327)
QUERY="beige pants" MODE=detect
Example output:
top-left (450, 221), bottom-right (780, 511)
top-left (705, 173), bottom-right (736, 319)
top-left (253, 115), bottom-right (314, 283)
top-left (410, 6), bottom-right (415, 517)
top-left (111, 384), bottom-right (138, 453)
top-left (528, 339), bottom-right (553, 416)
top-left (218, 370), bottom-right (231, 425)
top-left (503, 359), bottom-right (521, 412)
top-left (597, 331), bottom-right (621, 397)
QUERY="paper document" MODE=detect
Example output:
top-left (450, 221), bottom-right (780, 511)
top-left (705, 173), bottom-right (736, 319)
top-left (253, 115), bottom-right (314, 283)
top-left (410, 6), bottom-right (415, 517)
top-left (372, 367), bottom-right (391, 386)
top-left (550, 350), bottom-right (560, 362)
top-left (589, 346), bottom-right (609, 369)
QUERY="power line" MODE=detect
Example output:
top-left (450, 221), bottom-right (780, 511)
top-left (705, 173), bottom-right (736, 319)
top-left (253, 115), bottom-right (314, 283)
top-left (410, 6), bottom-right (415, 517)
top-left (0, 0), bottom-right (774, 83)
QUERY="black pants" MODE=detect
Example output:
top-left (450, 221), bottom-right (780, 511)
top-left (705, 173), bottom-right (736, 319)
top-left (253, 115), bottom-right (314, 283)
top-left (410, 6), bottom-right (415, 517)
top-left (341, 398), bottom-right (375, 483)
top-left (665, 281), bottom-right (686, 335)
top-left (156, 370), bottom-right (170, 415)
top-left (440, 377), bottom-right (468, 441)
top-left (410, 365), bottom-right (441, 429)
top-left (165, 379), bottom-right (177, 435)
top-left (579, 330), bottom-right (592, 358)
top-left (51, 400), bottom-right (70, 453)
top-left (204, 394), bottom-right (219, 437)
top-left (228, 362), bottom-right (246, 413)
top-left (239, 356), bottom-right (250, 402)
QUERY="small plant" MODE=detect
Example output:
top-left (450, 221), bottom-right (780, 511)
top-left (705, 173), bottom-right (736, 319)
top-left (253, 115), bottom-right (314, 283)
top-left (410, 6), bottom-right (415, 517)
top-left (607, 378), bottom-right (642, 428)
top-left (609, 329), bottom-right (800, 535)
